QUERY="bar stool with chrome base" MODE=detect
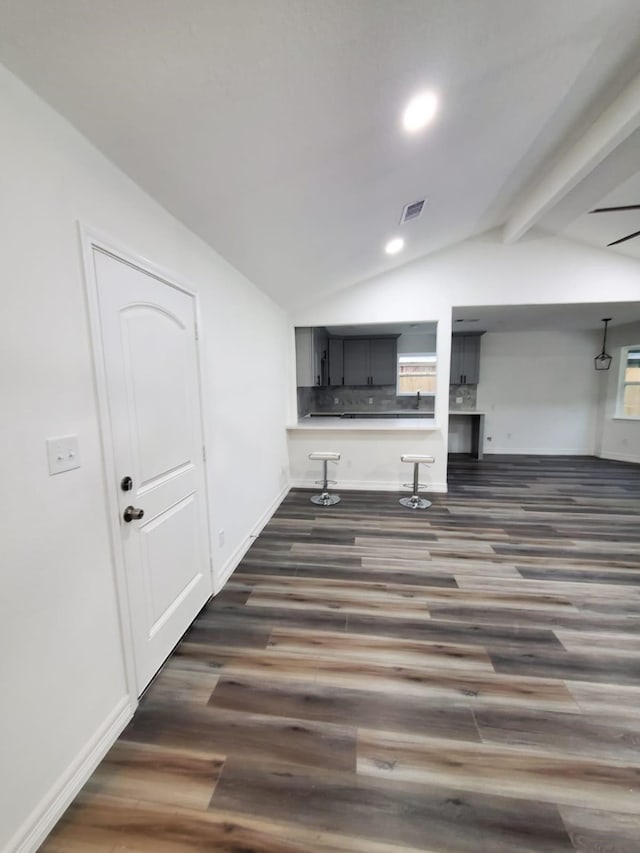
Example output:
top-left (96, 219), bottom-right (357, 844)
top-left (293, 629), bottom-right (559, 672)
top-left (399, 454), bottom-right (435, 509)
top-left (308, 451), bottom-right (341, 506)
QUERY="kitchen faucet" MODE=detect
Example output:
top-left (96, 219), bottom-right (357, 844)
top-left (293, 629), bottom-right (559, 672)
top-left (415, 390), bottom-right (421, 409)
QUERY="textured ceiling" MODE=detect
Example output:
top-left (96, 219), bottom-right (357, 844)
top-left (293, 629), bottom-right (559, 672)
top-left (1, 0), bottom-right (640, 307)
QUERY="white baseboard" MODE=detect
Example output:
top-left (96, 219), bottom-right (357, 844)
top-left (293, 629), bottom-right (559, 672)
top-left (597, 450), bottom-right (640, 465)
top-left (483, 447), bottom-right (594, 456)
top-left (9, 696), bottom-right (134, 853)
top-left (291, 478), bottom-right (448, 494)
top-left (214, 483), bottom-right (290, 593)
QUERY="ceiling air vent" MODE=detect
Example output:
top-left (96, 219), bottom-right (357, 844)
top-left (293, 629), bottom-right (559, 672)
top-left (400, 198), bottom-right (426, 224)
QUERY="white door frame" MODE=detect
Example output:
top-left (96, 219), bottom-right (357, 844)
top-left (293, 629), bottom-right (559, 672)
top-left (79, 223), bottom-right (214, 704)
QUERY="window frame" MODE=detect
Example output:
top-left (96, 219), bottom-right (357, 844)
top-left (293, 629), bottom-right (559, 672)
top-left (615, 344), bottom-right (640, 420)
top-left (396, 351), bottom-right (437, 397)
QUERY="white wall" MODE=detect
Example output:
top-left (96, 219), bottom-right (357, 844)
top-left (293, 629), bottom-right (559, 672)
top-left (0, 63), bottom-right (289, 853)
top-left (288, 427), bottom-right (448, 493)
top-left (598, 320), bottom-right (640, 464)
top-left (476, 330), bottom-right (600, 454)
top-left (294, 230), bottom-right (640, 322)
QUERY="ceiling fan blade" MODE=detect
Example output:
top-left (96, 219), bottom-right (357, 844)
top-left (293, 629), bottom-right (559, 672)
top-left (590, 204), bottom-right (640, 213)
top-left (607, 228), bottom-right (640, 247)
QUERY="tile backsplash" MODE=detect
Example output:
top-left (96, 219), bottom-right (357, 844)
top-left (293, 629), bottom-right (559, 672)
top-left (297, 386), bottom-right (315, 417)
top-left (449, 384), bottom-right (477, 410)
top-left (298, 383), bottom-right (477, 417)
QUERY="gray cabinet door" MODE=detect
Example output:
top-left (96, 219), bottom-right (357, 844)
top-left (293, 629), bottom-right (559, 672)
top-left (313, 327), bottom-right (328, 386)
top-left (451, 334), bottom-right (481, 384)
top-left (462, 335), bottom-right (481, 384)
top-left (295, 327), bottom-right (314, 387)
top-left (369, 338), bottom-right (397, 385)
top-left (450, 336), bottom-right (465, 384)
top-left (343, 338), bottom-right (370, 385)
top-left (328, 337), bottom-right (344, 385)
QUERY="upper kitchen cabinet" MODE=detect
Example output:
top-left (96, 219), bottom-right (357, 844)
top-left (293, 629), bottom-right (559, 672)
top-left (295, 326), bottom-right (328, 387)
top-left (295, 323), bottom-right (435, 389)
top-left (369, 337), bottom-right (397, 384)
top-left (343, 336), bottom-right (397, 385)
top-left (343, 338), bottom-right (369, 384)
top-left (450, 333), bottom-right (483, 384)
top-left (328, 337), bottom-right (344, 386)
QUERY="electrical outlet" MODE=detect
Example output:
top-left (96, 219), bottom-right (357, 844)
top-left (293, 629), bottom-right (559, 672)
top-left (486, 436), bottom-right (492, 442)
top-left (46, 435), bottom-right (80, 475)
top-left (368, 397), bottom-right (373, 404)
top-left (218, 529), bottom-right (225, 547)
top-left (334, 397), bottom-right (339, 405)
top-left (456, 396), bottom-right (463, 403)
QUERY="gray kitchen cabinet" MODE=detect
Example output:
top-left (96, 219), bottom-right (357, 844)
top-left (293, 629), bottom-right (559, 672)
top-left (328, 337), bottom-right (344, 385)
top-left (343, 338), bottom-right (370, 385)
top-left (295, 326), bottom-right (328, 386)
top-left (369, 338), bottom-right (397, 384)
top-left (313, 327), bottom-right (328, 386)
top-left (450, 333), bottom-right (482, 384)
top-left (343, 336), bottom-right (398, 385)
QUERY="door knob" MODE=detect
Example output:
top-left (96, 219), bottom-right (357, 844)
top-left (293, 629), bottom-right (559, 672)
top-left (123, 505), bottom-right (144, 522)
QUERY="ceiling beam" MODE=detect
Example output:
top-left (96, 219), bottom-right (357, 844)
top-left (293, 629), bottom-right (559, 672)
top-left (503, 70), bottom-right (640, 243)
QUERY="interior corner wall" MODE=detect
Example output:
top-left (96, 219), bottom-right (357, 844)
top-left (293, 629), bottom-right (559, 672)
top-left (597, 320), bottom-right (640, 464)
top-left (0, 63), bottom-right (289, 853)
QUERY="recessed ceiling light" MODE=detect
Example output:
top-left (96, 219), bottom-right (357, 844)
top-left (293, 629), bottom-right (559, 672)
top-left (402, 91), bottom-right (438, 132)
top-left (385, 237), bottom-right (405, 255)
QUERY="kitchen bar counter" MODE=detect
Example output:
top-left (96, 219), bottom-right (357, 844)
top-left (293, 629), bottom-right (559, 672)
top-left (288, 414), bottom-right (439, 431)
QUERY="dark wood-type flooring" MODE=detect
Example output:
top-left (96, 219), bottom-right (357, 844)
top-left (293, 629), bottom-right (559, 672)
top-left (41, 455), bottom-right (640, 852)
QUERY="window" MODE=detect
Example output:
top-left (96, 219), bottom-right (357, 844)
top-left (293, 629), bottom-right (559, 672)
top-left (617, 346), bottom-right (640, 418)
top-left (397, 353), bottom-right (437, 395)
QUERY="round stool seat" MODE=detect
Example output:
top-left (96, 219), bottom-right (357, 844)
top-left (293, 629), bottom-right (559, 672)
top-left (400, 454), bottom-right (435, 464)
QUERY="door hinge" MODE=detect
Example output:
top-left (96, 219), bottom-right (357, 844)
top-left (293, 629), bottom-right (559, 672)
top-left (194, 322), bottom-right (199, 341)
top-left (202, 444), bottom-right (207, 463)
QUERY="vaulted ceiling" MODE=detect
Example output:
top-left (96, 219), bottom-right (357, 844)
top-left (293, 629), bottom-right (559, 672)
top-left (1, 0), bottom-right (640, 308)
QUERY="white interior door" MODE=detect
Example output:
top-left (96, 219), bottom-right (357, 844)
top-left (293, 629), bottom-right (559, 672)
top-left (94, 248), bottom-right (212, 695)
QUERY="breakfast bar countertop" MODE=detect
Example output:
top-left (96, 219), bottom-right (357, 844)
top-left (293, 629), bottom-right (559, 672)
top-left (287, 414), bottom-right (440, 431)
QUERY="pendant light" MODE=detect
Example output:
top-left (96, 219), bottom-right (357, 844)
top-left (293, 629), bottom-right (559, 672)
top-left (594, 318), bottom-right (612, 371)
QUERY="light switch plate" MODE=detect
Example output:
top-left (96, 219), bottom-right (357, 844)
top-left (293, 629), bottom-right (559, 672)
top-left (46, 435), bottom-right (80, 475)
